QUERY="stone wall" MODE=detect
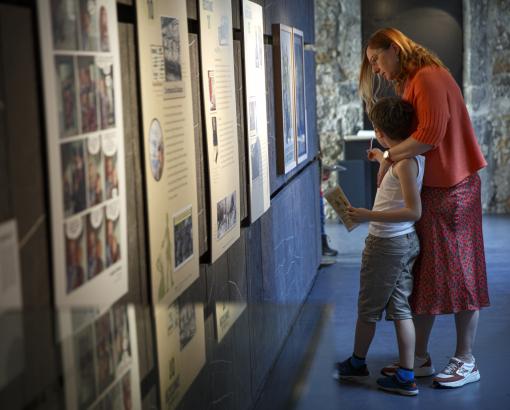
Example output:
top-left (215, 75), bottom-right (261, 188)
top-left (464, 0), bottom-right (510, 213)
top-left (315, 0), bottom-right (363, 217)
top-left (316, 0), bottom-right (510, 215)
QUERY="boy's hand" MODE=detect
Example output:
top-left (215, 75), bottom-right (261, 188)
top-left (347, 206), bottom-right (371, 222)
top-left (367, 148), bottom-right (383, 163)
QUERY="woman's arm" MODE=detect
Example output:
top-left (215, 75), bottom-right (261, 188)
top-left (386, 137), bottom-right (432, 162)
top-left (347, 158), bottom-right (421, 223)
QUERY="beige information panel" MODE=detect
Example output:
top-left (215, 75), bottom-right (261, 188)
top-left (242, 0), bottom-right (270, 223)
top-left (37, 0), bottom-right (128, 309)
top-left (136, 0), bottom-right (200, 305)
top-left (154, 302), bottom-right (205, 410)
top-left (199, 0), bottom-right (241, 263)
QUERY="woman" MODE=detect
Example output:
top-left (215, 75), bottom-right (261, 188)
top-left (359, 28), bottom-right (490, 389)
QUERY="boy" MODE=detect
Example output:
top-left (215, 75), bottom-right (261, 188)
top-left (335, 96), bottom-right (425, 396)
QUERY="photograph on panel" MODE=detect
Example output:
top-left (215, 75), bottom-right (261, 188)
top-left (94, 311), bottom-right (115, 395)
top-left (86, 208), bottom-right (105, 279)
top-left (149, 118), bottom-right (164, 181)
top-left (97, 57), bottom-right (115, 129)
top-left (216, 191), bottom-right (237, 239)
top-left (120, 371), bottom-right (134, 410)
top-left (55, 55), bottom-right (78, 137)
top-left (212, 116), bottom-right (219, 163)
top-left (102, 133), bottom-right (119, 199)
top-left (87, 135), bottom-right (104, 207)
top-left (65, 215), bottom-right (87, 293)
top-left (179, 301), bottom-right (196, 351)
top-left (173, 206), bottom-right (194, 270)
top-left (157, 214), bottom-right (174, 301)
top-left (112, 306), bottom-right (132, 373)
top-left (73, 324), bottom-right (96, 409)
top-left (293, 29), bottom-right (307, 161)
top-left (97, 1), bottom-right (110, 52)
top-left (218, 15), bottom-right (229, 46)
top-left (78, 56), bottom-right (98, 133)
top-left (280, 27), bottom-right (296, 170)
top-left (208, 70), bottom-right (217, 112)
top-left (105, 202), bottom-right (121, 267)
top-left (161, 16), bottom-right (182, 82)
top-left (78, 0), bottom-right (99, 51)
top-left (255, 26), bottom-right (263, 69)
top-left (248, 97), bottom-right (257, 133)
top-left (250, 136), bottom-right (262, 181)
top-left (62, 140), bottom-right (87, 216)
top-left (51, 0), bottom-right (79, 50)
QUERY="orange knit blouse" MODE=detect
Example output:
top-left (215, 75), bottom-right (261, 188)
top-left (403, 65), bottom-right (487, 188)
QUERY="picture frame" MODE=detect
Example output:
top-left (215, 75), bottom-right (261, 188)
top-left (272, 23), bottom-right (297, 174)
top-left (293, 28), bottom-right (308, 164)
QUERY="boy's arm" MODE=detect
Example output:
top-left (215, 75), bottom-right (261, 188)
top-left (347, 159), bottom-right (421, 223)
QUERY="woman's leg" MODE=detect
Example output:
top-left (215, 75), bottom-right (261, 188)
top-left (394, 319), bottom-right (415, 369)
top-left (413, 314), bottom-right (435, 357)
top-left (454, 309), bottom-right (479, 361)
top-left (353, 318), bottom-right (376, 358)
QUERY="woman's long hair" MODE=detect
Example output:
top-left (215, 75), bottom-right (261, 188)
top-left (359, 27), bottom-right (446, 112)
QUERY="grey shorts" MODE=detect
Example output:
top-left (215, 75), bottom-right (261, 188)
top-left (358, 232), bottom-right (420, 322)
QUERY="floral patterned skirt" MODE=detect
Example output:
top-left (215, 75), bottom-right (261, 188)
top-left (410, 173), bottom-right (490, 315)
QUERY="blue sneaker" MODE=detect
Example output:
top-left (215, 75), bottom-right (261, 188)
top-left (333, 357), bottom-right (369, 380)
top-left (377, 374), bottom-right (419, 396)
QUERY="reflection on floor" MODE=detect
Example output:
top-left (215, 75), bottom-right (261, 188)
top-left (255, 215), bottom-right (510, 410)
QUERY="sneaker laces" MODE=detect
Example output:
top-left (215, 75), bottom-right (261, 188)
top-left (443, 359), bottom-right (462, 375)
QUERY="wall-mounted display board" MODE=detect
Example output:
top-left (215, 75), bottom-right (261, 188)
top-left (242, 0), bottom-right (270, 223)
top-left (293, 28), bottom-right (308, 164)
top-left (154, 301), bottom-right (205, 409)
top-left (61, 305), bottom-right (141, 409)
top-left (135, 0), bottom-right (200, 305)
top-left (272, 23), bottom-right (297, 174)
top-left (215, 301), bottom-right (245, 342)
top-left (199, 0), bottom-right (241, 263)
top-left (38, 0), bottom-right (128, 309)
top-left (272, 24), bottom-right (309, 173)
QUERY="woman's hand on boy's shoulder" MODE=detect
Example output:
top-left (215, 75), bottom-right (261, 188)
top-left (347, 206), bottom-right (371, 222)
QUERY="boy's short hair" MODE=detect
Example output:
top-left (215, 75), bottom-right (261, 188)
top-left (368, 97), bottom-right (414, 141)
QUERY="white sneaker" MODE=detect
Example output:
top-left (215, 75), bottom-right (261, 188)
top-left (381, 354), bottom-right (435, 377)
top-left (433, 357), bottom-right (480, 388)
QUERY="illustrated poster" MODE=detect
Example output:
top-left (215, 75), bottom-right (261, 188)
top-left (242, 0), bottom-right (270, 223)
top-left (38, 0), bottom-right (128, 310)
top-left (136, 0), bottom-right (200, 305)
top-left (199, 0), bottom-right (241, 263)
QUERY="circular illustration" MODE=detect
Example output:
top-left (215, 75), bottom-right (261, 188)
top-left (149, 118), bottom-right (164, 181)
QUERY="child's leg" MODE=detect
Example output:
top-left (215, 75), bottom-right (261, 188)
top-left (394, 319), bottom-right (415, 369)
top-left (353, 318), bottom-right (376, 358)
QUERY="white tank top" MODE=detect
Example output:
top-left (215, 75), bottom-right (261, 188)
top-left (368, 156), bottom-right (425, 238)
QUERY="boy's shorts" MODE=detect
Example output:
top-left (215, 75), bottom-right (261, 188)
top-left (358, 232), bottom-right (420, 322)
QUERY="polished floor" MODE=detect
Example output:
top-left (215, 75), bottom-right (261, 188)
top-left (255, 215), bottom-right (510, 410)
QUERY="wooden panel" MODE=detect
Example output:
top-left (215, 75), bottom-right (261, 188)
top-left (189, 33), bottom-right (208, 256)
top-left (263, 0), bottom-right (315, 44)
top-left (0, 4), bottom-right (58, 406)
top-left (118, 22), bottom-right (148, 305)
top-left (233, 39), bottom-right (248, 221)
top-left (232, 0), bottom-right (241, 30)
top-left (187, 0), bottom-right (198, 20)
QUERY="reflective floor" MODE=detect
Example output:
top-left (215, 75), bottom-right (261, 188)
top-left (1, 216), bottom-right (508, 410)
top-left (258, 215), bottom-right (510, 410)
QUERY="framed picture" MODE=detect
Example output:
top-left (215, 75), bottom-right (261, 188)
top-left (272, 24), bottom-right (296, 174)
top-left (293, 28), bottom-right (307, 164)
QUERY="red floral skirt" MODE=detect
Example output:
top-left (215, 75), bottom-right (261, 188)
top-left (410, 173), bottom-right (490, 315)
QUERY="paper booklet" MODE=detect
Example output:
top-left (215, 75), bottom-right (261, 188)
top-left (324, 185), bottom-right (359, 232)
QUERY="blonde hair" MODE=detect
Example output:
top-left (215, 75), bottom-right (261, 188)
top-left (359, 27), bottom-right (446, 112)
